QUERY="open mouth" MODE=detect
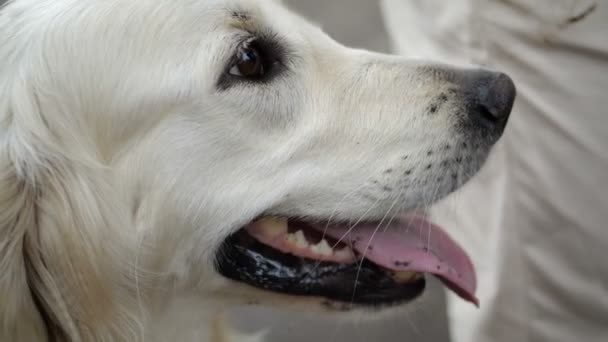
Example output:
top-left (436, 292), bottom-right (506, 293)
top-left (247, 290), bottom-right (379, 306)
top-left (216, 213), bottom-right (478, 307)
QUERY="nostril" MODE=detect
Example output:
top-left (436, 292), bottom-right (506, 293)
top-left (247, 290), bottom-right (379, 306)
top-left (474, 103), bottom-right (502, 124)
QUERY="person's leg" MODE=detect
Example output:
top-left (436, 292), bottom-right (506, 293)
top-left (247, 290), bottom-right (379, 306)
top-left (382, 1), bottom-right (608, 341)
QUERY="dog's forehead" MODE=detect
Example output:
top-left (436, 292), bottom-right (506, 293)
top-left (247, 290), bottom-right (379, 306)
top-left (213, 0), bottom-right (323, 42)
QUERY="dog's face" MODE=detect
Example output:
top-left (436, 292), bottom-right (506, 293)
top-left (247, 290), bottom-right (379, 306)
top-left (126, 0), bottom-right (514, 307)
top-left (0, 0), bottom-right (514, 339)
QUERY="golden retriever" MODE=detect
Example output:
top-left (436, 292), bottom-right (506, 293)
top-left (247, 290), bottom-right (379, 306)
top-left (0, 0), bottom-right (515, 341)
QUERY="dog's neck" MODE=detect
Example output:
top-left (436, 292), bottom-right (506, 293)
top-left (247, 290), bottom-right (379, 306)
top-left (147, 294), bottom-right (224, 342)
top-left (146, 294), bottom-right (264, 342)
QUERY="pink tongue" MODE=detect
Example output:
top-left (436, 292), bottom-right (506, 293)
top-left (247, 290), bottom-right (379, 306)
top-left (313, 214), bottom-right (478, 306)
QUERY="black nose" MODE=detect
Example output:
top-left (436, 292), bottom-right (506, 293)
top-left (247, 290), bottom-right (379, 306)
top-left (464, 70), bottom-right (516, 127)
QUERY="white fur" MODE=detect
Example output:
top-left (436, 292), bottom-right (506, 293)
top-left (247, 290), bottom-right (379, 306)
top-left (0, 0), bottom-right (492, 341)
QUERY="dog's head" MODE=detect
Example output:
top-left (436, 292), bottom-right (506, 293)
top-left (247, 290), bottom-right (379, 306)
top-left (0, 0), bottom-right (515, 340)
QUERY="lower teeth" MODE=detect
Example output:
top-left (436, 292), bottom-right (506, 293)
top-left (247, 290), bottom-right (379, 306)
top-left (392, 271), bottom-right (421, 283)
top-left (310, 239), bottom-right (333, 256)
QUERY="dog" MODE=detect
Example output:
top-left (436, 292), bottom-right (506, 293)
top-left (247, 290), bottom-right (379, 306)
top-left (0, 0), bottom-right (516, 341)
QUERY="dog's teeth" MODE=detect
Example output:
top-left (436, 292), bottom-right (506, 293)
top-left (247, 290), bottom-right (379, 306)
top-left (310, 239), bottom-right (333, 256)
top-left (334, 247), bottom-right (354, 259)
top-left (257, 217), bottom-right (288, 237)
top-left (334, 246), bottom-right (355, 259)
top-left (293, 230), bottom-right (309, 249)
top-left (392, 271), bottom-right (420, 283)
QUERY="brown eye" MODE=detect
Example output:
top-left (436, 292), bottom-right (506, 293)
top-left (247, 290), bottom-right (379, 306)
top-left (229, 45), bottom-right (264, 78)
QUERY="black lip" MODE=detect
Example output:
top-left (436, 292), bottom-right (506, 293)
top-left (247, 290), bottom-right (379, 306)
top-left (216, 230), bottom-right (426, 306)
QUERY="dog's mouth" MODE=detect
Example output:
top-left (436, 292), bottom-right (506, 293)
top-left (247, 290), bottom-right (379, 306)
top-left (216, 213), bottom-right (477, 307)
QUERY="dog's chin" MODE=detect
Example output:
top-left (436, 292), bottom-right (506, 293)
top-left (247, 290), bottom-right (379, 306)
top-left (215, 213), bottom-right (479, 311)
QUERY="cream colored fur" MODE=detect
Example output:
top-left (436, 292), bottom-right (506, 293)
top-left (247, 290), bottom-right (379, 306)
top-left (0, 0), bottom-right (493, 341)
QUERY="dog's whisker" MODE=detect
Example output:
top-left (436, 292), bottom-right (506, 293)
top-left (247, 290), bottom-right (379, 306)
top-left (424, 168), bottom-right (446, 250)
top-left (315, 197), bottom-right (382, 273)
top-left (322, 180), bottom-right (374, 243)
top-left (350, 194), bottom-right (401, 306)
top-left (133, 235), bottom-right (147, 342)
top-left (296, 181), bottom-right (381, 284)
top-left (331, 196), bottom-right (382, 249)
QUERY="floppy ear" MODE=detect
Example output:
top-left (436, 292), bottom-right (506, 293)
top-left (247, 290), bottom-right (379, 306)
top-left (0, 77), bottom-right (140, 341)
top-left (0, 149), bottom-right (49, 341)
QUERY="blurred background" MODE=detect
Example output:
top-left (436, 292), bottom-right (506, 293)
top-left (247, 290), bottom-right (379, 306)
top-left (231, 1), bottom-right (452, 341)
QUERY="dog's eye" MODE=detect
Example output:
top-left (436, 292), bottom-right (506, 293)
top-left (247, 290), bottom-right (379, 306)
top-left (219, 37), bottom-right (286, 88)
top-left (229, 43), bottom-right (265, 78)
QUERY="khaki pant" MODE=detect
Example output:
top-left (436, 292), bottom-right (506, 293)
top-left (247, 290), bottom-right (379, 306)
top-left (382, 1), bottom-right (608, 341)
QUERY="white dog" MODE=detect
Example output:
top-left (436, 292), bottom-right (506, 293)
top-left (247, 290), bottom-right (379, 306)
top-left (0, 0), bottom-right (515, 341)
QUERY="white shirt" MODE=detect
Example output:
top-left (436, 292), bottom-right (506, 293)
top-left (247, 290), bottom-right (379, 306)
top-left (382, 1), bottom-right (608, 341)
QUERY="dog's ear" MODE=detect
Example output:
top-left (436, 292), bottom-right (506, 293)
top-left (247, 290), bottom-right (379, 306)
top-left (0, 148), bottom-right (50, 341)
top-left (0, 76), bottom-right (139, 341)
